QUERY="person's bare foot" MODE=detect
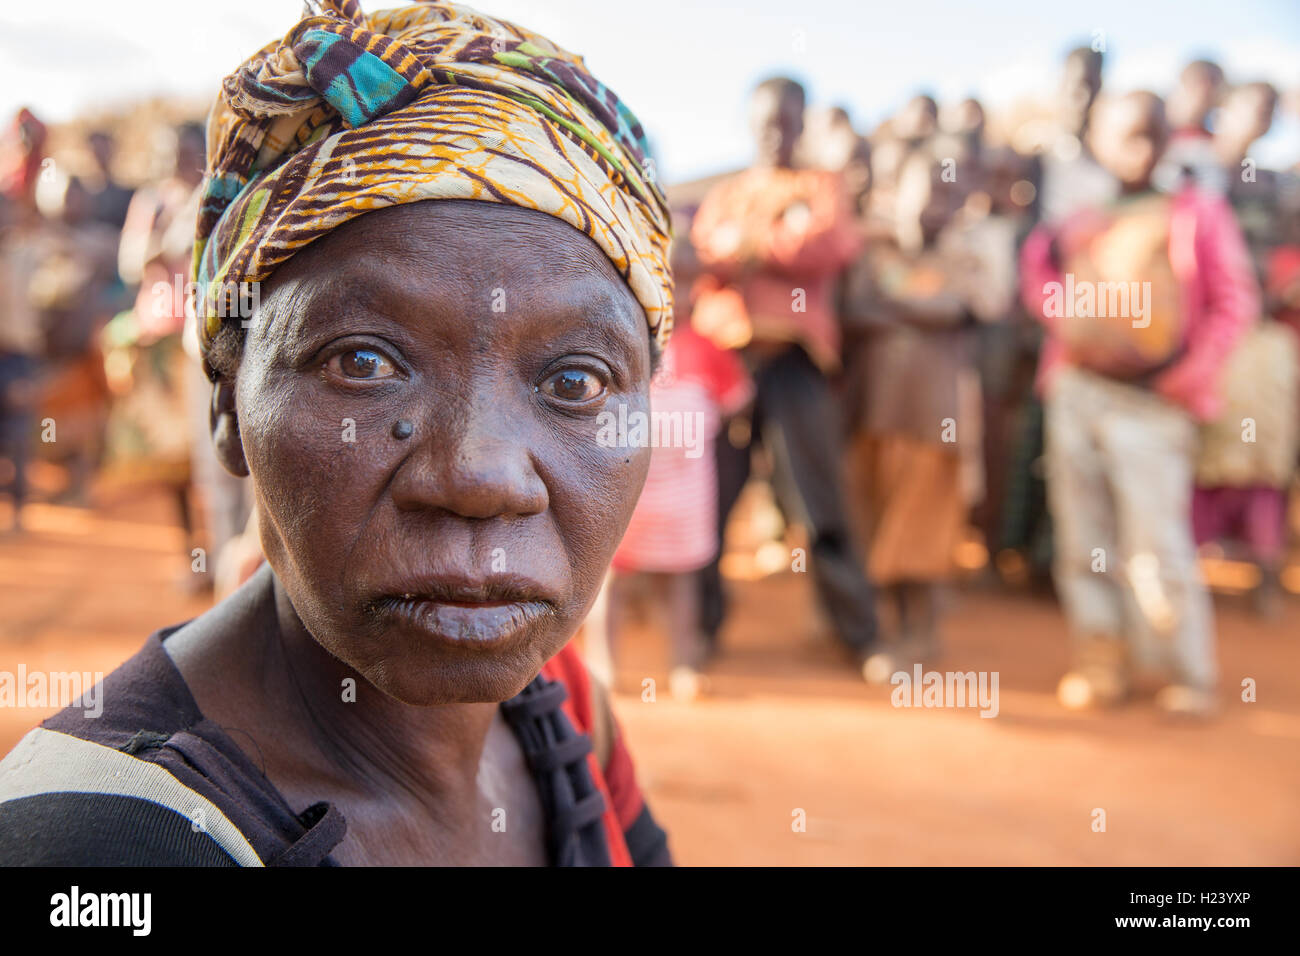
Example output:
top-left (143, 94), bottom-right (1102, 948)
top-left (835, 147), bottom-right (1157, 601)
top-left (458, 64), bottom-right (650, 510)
top-left (1057, 670), bottom-right (1126, 710)
top-left (669, 666), bottom-right (703, 702)
top-left (1058, 636), bottom-right (1129, 710)
top-left (861, 650), bottom-right (900, 685)
top-left (1154, 684), bottom-right (1217, 719)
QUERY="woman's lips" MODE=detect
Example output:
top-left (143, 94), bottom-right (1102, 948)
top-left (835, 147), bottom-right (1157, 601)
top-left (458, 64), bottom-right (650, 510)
top-left (374, 594), bottom-right (553, 645)
top-left (365, 572), bottom-right (557, 644)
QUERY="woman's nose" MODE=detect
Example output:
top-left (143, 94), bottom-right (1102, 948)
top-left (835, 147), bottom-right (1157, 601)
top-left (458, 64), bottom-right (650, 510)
top-left (388, 398), bottom-right (549, 520)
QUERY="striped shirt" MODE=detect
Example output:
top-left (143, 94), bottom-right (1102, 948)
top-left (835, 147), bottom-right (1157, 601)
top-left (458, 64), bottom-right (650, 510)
top-left (614, 326), bottom-right (752, 573)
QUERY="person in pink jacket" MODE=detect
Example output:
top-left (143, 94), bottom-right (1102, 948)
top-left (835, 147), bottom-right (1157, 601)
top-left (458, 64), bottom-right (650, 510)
top-left (1020, 90), bottom-right (1258, 717)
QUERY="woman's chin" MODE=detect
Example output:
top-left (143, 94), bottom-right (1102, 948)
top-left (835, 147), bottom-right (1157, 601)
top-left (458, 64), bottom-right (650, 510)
top-left (358, 645), bottom-right (548, 707)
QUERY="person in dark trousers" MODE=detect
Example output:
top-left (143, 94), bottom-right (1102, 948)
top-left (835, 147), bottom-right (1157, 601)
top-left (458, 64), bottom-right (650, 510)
top-left (691, 76), bottom-right (888, 681)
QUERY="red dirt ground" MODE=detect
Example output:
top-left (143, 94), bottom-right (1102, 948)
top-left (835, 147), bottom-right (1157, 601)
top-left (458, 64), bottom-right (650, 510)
top-left (2, 488), bottom-right (1297, 865)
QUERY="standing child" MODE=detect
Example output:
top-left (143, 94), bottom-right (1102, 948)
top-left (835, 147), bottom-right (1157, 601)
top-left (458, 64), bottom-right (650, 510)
top-left (585, 241), bottom-right (753, 701)
top-left (1193, 205), bottom-right (1300, 616)
top-left (1191, 318), bottom-right (1298, 616)
top-left (1021, 91), bottom-right (1258, 716)
top-left (841, 145), bottom-right (1013, 666)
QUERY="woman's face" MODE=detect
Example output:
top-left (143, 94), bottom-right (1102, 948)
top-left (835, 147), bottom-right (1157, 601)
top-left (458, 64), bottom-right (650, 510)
top-left (225, 200), bottom-right (653, 705)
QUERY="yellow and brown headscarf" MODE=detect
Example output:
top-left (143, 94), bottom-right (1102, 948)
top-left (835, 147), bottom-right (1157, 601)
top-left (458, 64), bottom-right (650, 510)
top-left (194, 0), bottom-right (672, 364)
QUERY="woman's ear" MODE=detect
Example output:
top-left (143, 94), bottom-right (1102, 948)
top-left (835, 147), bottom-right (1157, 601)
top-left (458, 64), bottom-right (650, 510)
top-left (210, 377), bottom-right (250, 478)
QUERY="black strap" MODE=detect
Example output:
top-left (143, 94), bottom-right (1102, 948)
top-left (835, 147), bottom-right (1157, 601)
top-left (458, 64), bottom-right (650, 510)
top-left (267, 801), bottom-right (347, 867)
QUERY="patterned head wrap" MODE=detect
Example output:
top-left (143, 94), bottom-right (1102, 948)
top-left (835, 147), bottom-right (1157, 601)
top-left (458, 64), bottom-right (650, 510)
top-left (194, 0), bottom-right (672, 365)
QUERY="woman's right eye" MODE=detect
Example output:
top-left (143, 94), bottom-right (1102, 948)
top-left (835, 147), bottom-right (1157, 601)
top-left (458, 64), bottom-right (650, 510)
top-left (325, 348), bottom-right (397, 380)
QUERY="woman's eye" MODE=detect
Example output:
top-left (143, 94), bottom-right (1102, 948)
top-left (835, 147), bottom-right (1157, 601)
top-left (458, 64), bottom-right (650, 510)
top-left (541, 368), bottom-right (605, 403)
top-left (327, 348), bottom-right (396, 380)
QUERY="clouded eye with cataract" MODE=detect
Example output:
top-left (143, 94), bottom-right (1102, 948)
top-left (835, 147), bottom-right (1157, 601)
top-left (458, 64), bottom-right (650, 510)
top-left (542, 368), bottom-right (605, 402)
top-left (329, 348), bottom-right (396, 380)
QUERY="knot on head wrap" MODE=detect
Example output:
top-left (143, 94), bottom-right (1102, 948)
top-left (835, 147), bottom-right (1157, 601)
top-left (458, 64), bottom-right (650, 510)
top-left (194, 0), bottom-right (672, 363)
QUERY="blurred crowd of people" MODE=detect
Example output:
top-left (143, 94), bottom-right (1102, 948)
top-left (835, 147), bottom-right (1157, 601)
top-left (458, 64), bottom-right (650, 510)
top-left (598, 46), bottom-right (1300, 715)
top-left (1, 44), bottom-right (1297, 717)
top-left (0, 109), bottom-right (255, 593)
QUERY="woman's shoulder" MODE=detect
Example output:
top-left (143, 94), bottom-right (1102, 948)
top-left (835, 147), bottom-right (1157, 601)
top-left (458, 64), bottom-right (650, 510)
top-left (0, 724), bottom-right (247, 866)
top-left (0, 622), bottom-right (308, 867)
top-left (0, 627), bottom-right (259, 865)
top-left (38, 625), bottom-right (204, 749)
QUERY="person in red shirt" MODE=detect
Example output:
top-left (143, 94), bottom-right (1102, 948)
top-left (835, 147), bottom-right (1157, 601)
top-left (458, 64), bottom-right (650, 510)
top-left (691, 77), bottom-right (887, 681)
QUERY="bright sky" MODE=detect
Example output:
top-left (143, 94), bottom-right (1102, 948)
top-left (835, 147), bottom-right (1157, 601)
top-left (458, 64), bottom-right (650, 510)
top-left (3, 0), bottom-right (1298, 181)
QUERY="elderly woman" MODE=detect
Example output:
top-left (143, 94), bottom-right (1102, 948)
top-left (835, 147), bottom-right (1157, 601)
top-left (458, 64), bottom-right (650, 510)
top-left (0, 1), bottom-right (673, 866)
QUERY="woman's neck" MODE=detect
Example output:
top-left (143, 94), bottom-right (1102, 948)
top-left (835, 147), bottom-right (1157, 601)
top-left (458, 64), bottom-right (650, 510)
top-left (264, 569), bottom-right (499, 809)
top-left (169, 565), bottom-right (500, 818)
